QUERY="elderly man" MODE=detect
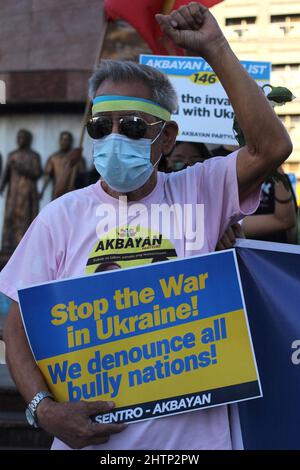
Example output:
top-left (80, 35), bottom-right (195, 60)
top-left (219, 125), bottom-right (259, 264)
top-left (1, 3), bottom-right (291, 450)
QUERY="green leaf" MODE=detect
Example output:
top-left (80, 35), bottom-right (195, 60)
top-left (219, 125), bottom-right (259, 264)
top-left (262, 84), bottom-right (295, 104)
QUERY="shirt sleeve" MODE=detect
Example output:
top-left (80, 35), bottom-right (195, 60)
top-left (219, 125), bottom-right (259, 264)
top-left (0, 216), bottom-right (58, 302)
top-left (197, 151), bottom-right (261, 247)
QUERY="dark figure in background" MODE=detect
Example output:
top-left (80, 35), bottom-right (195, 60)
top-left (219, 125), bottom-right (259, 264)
top-left (48, 146), bottom-right (96, 195)
top-left (243, 168), bottom-right (298, 244)
top-left (211, 144), bottom-right (239, 157)
top-left (0, 130), bottom-right (42, 253)
top-left (167, 141), bottom-right (212, 171)
top-left (171, 143), bottom-right (297, 246)
top-left (205, 145), bottom-right (297, 246)
top-left (40, 132), bottom-right (86, 200)
top-left (75, 166), bottom-right (99, 189)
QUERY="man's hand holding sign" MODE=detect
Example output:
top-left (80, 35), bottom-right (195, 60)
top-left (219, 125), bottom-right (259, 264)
top-left (19, 252), bottom-right (261, 425)
top-left (2, 2), bottom-right (291, 451)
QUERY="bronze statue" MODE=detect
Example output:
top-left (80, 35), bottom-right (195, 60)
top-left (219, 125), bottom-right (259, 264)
top-left (40, 131), bottom-right (86, 200)
top-left (0, 129), bottom-right (42, 253)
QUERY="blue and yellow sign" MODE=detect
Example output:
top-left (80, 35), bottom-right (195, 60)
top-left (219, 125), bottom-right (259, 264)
top-left (18, 250), bottom-right (262, 424)
top-left (140, 54), bottom-right (271, 145)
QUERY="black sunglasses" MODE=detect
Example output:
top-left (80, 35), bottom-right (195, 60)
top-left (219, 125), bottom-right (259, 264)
top-left (86, 115), bottom-right (164, 140)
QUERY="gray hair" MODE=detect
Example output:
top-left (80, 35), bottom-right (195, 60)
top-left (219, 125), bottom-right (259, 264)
top-left (88, 59), bottom-right (178, 114)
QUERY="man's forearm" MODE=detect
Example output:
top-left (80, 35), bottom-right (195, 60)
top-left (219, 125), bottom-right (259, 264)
top-left (4, 301), bottom-right (50, 403)
top-left (3, 302), bottom-right (126, 448)
top-left (273, 174), bottom-right (296, 228)
top-left (243, 211), bottom-right (294, 237)
top-left (202, 39), bottom-right (291, 162)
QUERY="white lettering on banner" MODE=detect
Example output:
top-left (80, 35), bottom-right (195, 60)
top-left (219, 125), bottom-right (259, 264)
top-left (246, 64), bottom-right (268, 75)
top-left (145, 59), bottom-right (206, 72)
top-left (94, 393), bottom-right (212, 424)
top-left (94, 406), bottom-right (143, 423)
top-left (152, 393), bottom-right (211, 414)
top-left (291, 340), bottom-right (300, 365)
top-left (144, 58), bottom-right (269, 77)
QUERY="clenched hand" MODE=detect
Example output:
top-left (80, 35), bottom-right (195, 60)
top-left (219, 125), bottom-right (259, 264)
top-left (156, 2), bottom-right (225, 58)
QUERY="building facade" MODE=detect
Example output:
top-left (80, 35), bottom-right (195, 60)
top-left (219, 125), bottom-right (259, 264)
top-left (212, 0), bottom-right (300, 190)
top-left (0, 1), bottom-right (149, 240)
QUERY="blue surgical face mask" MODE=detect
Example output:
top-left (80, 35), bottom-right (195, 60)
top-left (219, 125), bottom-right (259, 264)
top-left (93, 127), bottom-right (164, 193)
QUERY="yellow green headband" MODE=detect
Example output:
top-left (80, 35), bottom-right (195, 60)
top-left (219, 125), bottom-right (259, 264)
top-left (92, 95), bottom-right (171, 121)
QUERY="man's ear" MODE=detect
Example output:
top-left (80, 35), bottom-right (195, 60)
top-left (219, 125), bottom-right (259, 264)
top-left (162, 121), bottom-right (178, 155)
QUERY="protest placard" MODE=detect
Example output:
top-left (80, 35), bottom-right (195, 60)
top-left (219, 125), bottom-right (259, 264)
top-left (140, 55), bottom-right (271, 145)
top-left (18, 250), bottom-right (261, 424)
top-left (235, 239), bottom-right (300, 449)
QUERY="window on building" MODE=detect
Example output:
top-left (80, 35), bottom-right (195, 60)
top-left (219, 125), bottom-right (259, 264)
top-left (272, 64), bottom-right (300, 72)
top-left (270, 14), bottom-right (300, 36)
top-left (272, 64), bottom-right (286, 71)
top-left (225, 17), bottom-right (257, 38)
top-left (286, 162), bottom-right (299, 173)
top-left (271, 14), bottom-right (300, 23)
top-left (225, 17), bottom-right (256, 26)
top-left (291, 115), bottom-right (300, 124)
top-left (280, 115), bottom-right (300, 132)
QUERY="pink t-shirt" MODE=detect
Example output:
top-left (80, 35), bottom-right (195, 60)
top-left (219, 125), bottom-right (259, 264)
top-left (0, 152), bottom-right (260, 450)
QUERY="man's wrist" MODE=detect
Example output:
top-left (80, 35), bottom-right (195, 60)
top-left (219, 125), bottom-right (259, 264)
top-left (25, 391), bottom-right (54, 428)
top-left (201, 36), bottom-right (231, 64)
top-left (35, 396), bottom-right (56, 426)
top-left (186, 35), bottom-right (228, 61)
